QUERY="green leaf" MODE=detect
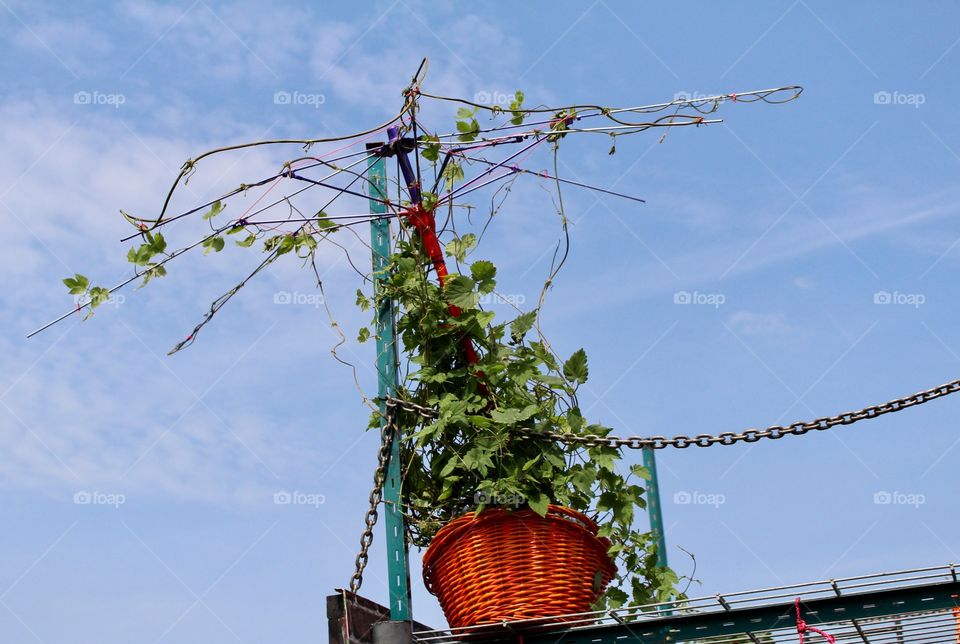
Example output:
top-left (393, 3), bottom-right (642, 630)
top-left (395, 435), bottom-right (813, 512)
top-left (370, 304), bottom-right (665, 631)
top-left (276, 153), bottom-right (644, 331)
top-left (510, 311), bottom-right (536, 341)
top-left (475, 310), bottom-right (496, 328)
top-left (509, 90), bottom-right (525, 125)
top-left (439, 458), bottom-right (458, 478)
top-left (236, 234), bottom-right (256, 247)
top-left (470, 260), bottom-right (496, 293)
top-left (139, 263), bottom-right (167, 287)
top-left (444, 233), bottom-right (476, 262)
top-left (421, 191), bottom-right (439, 212)
top-left (527, 492), bottom-right (549, 516)
top-left (462, 447), bottom-right (494, 475)
top-left (145, 232), bottom-right (166, 254)
top-left (443, 275), bottom-right (478, 309)
top-left (531, 341), bottom-right (558, 371)
top-left (201, 200), bottom-right (223, 221)
top-left (127, 232), bottom-right (167, 266)
top-left (294, 232), bottom-right (317, 256)
top-left (315, 211), bottom-right (337, 230)
top-left (420, 135), bottom-right (441, 163)
top-left (355, 289), bottom-right (371, 312)
top-left (202, 236), bottom-right (225, 254)
top-left (442, 160), bottom-right (465, 192)
top-left (533, 374), bottom-right (566, 388)
top-left (63, 273), bottom-right (89, 295)
top-left (88, 286), bottom-right (110, 308)
top-left (490, 404), bottom-right (537, 424)
top-left (592, 449), bottom-right (617, 472)
top-left (563, 348), bottom-right (589, 384)
top-left (455, 110), bottom-right (480, 142)
top-left (605, 587), bottom-right (629, 609)
top-left (264, 234), bottom-right (295, 255)
top-left (357, 327), bottom-right (370, 343)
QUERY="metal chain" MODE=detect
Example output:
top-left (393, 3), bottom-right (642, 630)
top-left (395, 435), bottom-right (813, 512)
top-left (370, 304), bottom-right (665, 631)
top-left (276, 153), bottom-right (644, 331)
top-left (348, 418), bottom-right (395, 593)
top-left (385, 377), bottom-right (960, 449)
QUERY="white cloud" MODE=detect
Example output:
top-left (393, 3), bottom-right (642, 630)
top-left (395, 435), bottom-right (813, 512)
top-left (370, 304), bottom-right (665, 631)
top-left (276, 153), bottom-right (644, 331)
top-left (0, 88), bottom-right (376, 504)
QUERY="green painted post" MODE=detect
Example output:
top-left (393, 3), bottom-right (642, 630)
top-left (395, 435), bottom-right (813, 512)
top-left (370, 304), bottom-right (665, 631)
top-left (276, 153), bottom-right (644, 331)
top-left (643, 446), bottom-right (668, 569)
top-left (366, 144), bottom-right (412, 621)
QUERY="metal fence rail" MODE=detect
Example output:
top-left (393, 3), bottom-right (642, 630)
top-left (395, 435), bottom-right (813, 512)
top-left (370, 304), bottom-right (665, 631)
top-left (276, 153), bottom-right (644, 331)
top-left (412, 563), bottom-right (960, 644)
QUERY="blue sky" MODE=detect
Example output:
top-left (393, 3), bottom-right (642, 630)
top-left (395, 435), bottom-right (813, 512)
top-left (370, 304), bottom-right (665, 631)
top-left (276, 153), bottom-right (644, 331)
top-left (2, 1), bottom-right (960, 642)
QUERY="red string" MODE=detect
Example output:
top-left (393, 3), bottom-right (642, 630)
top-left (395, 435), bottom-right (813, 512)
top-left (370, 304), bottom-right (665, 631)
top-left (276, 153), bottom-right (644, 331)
top-left (401, 205), bottom-right (488, 395)
top-left (795, 598), bottom-right (835, 644)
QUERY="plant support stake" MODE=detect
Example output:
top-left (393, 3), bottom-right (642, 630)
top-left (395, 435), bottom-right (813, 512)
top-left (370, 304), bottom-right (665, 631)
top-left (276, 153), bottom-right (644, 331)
top-left (366, 142), bottom-right (412, 621)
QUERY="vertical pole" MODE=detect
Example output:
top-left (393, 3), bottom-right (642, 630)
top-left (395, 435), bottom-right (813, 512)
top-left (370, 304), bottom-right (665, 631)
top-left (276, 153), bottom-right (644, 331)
top-left (643, 446), bottom-right (669, 569)
top-left (366, 143), bottom-right (412, 621)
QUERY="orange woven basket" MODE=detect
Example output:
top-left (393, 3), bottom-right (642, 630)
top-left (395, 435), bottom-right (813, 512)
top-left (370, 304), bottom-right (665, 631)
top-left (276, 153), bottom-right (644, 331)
top-left (422, 504), bottom-right (617, 629)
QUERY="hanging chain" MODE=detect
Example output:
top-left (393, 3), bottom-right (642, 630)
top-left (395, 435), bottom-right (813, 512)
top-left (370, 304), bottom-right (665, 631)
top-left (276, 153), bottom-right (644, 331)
top-left (385, 377), bottom-right (960, 450)
top-left (348, 417), bottom-right (395, 594)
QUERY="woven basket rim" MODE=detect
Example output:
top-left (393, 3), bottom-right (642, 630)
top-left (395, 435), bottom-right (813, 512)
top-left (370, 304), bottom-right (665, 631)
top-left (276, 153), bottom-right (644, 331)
top-left (422, 504), bottom-right (605, 571)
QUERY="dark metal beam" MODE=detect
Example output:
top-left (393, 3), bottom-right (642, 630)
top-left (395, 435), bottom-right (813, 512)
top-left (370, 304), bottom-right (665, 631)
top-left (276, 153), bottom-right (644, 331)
top-left (517, 581), bottom-right (960, 644)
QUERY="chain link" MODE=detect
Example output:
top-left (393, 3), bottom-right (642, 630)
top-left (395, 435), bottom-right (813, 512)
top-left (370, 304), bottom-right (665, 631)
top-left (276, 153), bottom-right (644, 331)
top-left (348, 418), bottom-right (395, 593)
top-left (385, 377), bottom-right (960, 450)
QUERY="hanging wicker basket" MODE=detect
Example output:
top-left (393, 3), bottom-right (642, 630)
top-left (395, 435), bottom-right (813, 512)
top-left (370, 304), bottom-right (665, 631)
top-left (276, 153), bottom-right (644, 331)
top-left (422, 504), bottom-right (617, 629)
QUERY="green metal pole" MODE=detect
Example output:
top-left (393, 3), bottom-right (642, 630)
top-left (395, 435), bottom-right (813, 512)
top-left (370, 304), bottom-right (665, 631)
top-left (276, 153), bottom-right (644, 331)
top-left (642, 446), bottom-right (668, 569)
top-left (366, 145), bottom-right (412, 621)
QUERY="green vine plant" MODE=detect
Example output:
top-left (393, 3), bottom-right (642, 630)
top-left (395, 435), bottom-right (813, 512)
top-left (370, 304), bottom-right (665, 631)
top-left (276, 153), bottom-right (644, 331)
top-left (375, 224), bottom-right (685, 608)
top-left (45, 62), bottom-right (802, 614)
